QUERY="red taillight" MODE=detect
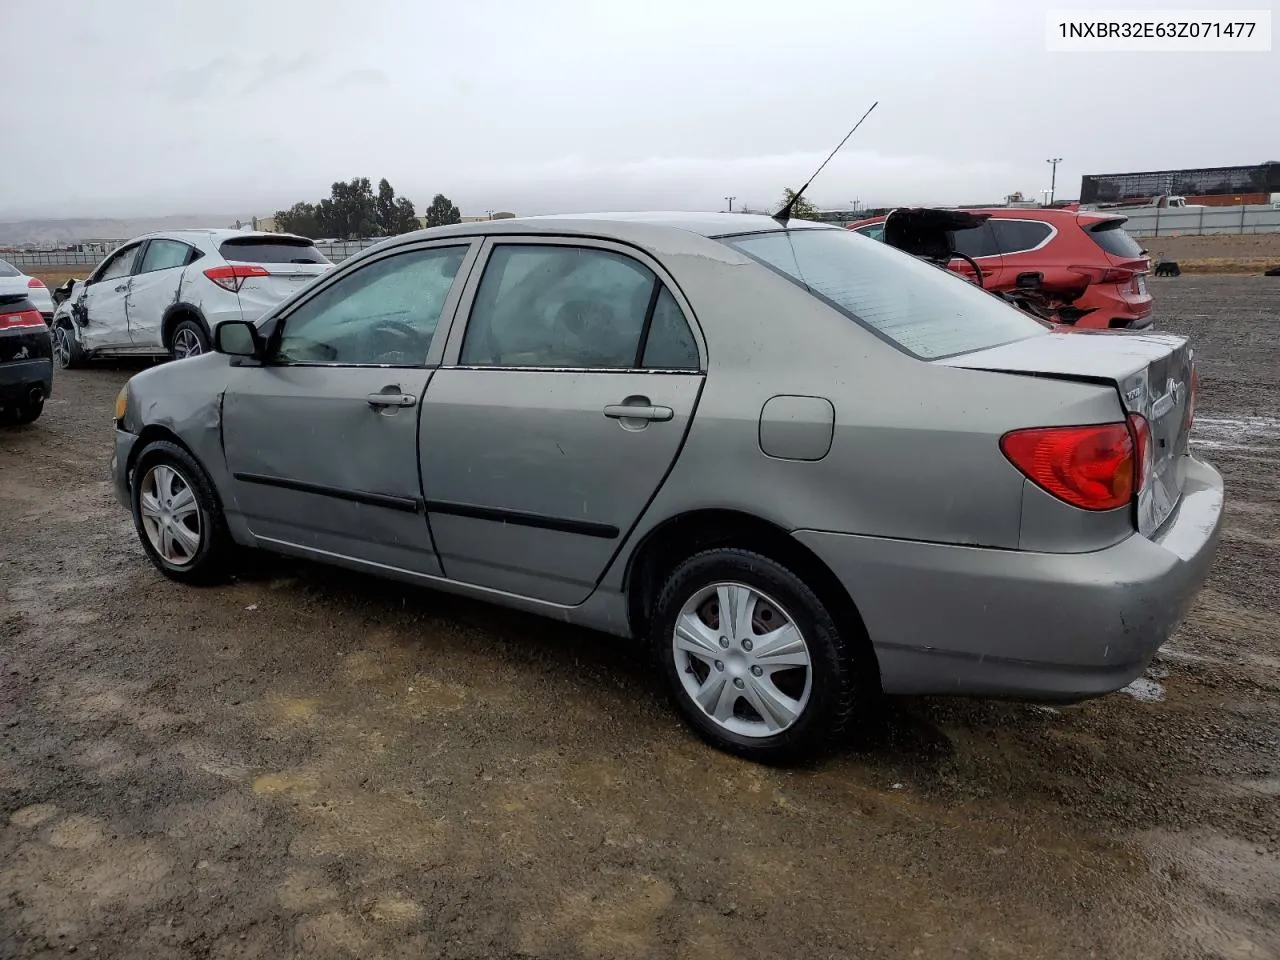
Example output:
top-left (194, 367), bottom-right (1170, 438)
top-left (27, 277), bottom-right (45, 289)
top-left (0, 308), bottom-right (46, 329)
top-left (1069, 265), bottom-right (1135, 285)
top-left (203, 264), bottom-right (269, 293)
top-left (1128, 413), bottom-right (1152, 493)
top-left (1000, 422), bottom-right (1138, 511)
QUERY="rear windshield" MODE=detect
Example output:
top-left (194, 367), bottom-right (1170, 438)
top-left (218, 237), bottom-right (331, 265)
top-left (0, 259), bottom-right (20, 278)
top-left (1085, 219), bottom-right (1144, 259)
top-left (722, 228), bottom-right (1047, 360)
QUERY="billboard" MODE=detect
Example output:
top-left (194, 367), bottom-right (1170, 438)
top-left (1080, 162), bottom-right (1280, 204)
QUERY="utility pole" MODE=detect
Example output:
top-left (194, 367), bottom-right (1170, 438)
top-left (1046, 158), bottom-right (1063, 205)
top-left (724, 196), bottom-right (736, 212)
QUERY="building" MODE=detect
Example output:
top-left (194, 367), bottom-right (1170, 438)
top-left (1080, 162), bottom-right (1280, 206)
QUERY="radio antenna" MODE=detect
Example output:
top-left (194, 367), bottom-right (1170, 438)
top-left (773, 101), bottom-right (878, 224)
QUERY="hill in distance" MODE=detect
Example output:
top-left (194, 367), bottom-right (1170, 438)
top-left (0, 214), bottom-right (260, 247)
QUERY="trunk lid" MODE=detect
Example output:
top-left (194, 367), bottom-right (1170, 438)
top-left (939, 328), bottom-right (1194, 535)
top-left (1079, 215), bottom-right (1151, 297)
top-left (216, 235), bottom-right (333, 321)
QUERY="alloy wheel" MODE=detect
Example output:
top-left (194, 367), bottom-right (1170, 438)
top-left (54, 327), bottom-right (72, 367)
top-left (138, 464), bottom-right (202, 566)
top-left (672, 582), bottom-right (813, 738)
top-left (172, 327), bottom-right (203, 359)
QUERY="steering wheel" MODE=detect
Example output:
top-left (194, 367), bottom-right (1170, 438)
top-left (372, 318), bottom-right (422, 340)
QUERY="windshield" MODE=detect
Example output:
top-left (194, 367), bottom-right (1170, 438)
top-left (722, 229), bottom-right (1047, 360)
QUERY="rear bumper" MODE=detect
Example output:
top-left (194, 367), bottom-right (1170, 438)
top-left (1074, 283), bottom-right (1154, 329)
top-left (794, 456), bottom-right (1225, 700)
top-left (0, 358), bottom-right (54, 402)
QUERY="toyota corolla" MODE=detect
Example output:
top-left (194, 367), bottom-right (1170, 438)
top-left (109, 213), bottom-right (1223, 762)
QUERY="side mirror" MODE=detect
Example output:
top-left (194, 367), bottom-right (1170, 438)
top-left (214, 320), bottom-right (262, 358)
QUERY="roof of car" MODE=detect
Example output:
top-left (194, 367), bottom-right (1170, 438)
top-left (130, 229), bottom-right (310, 244)
top-left (397, 212), bottom-right (839, 245)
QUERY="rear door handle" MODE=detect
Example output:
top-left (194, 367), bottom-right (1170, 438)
top-left (114, 284), bottom-right (129, 293)
top-left (604, 404), bottom-right (673, 422)
top-left (367, 392), bottom-right (417, 408)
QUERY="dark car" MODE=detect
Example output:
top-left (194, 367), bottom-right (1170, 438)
top-left (0, 294), bottom-right (54, 424)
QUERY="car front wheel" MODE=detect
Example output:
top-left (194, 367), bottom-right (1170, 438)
top-left (53, 321), bottom-right (85, 369)
top-left (130, 440), bottom-right (232, 584)
top-left (652, 548), bottom-right (857, 763)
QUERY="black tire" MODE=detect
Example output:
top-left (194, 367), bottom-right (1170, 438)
top-left (53, 320), bottom-right (85, 369)
top-left (129, 440), bottom-right (233, 584)
top-left (169, 318), bottom-right (209, 362)
top-left (2, 398), bottom-right (43, 425)
top-left (651, 548), bottom-right (856, 764)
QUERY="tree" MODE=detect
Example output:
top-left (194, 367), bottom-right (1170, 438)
top-left (424, 193), bottom-right (461, 228)
top-left (371, 179), bottom-right (420, 236)
top-left (375, 178), bottom-right (398, 236)
top-left (274, 201), bottom-right (322, 238)
top-left (317, 177), bottom-right (378, 239)
top-left (780, 188), bottom-right (819, 221)
top-left (273, 177), bottom-right (425, 239)
top-left (391, 196), bottom-right (419, 234)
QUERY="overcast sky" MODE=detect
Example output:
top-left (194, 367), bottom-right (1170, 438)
top-left (5, 0), bottom-right (1276, 219)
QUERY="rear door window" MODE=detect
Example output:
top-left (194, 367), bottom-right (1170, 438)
top-left (460, 245), bottom-right (657, 368)
top-left (219, 237), bottom-right (331, 265)
top-left (990, 220), bottom-right (1053, 255)
top-left (723, 228), bottom-right (1046, 360)
top-left (948, 223), bottom-right (1000, 258)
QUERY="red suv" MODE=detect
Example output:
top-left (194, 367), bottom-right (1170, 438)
top-left (847, 208), bottom-right (1152, 329)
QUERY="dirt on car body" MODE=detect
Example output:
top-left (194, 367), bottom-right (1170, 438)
top-left (2, 276), bottom-right (1278, 959)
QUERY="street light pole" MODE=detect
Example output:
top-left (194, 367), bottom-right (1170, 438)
top-left (724, 196), bottom-right (736, 212)
top-left (1046, 158), bottom-right (1063, 205)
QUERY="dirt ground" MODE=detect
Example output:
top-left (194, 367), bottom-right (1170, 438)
top-left (2, 275), bottom-right (1278, 959)
top-left (1141, 234), bottom-right (1280, 274)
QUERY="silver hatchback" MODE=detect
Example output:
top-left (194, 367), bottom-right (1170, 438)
top-left (110, 213), bottom-right (1224, 762)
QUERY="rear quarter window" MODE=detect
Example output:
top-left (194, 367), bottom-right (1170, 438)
top-left (0, 259), bottom-right (20, 278)
top-left (723, 228), bottom-right (1047, 360)
top-left (990, 220), bottom-right (1053, 254)
top-left (219, 238), bottom-right (331, 265)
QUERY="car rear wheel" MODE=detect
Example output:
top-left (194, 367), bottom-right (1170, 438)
top-left (53, 321), bottom-right (84, 369)
top-left (130, 440), bottom-right (232, 584)
top-left (169, 319), bottom-right (209, 361)
top-left (652, 548), bottom-right (856, 763)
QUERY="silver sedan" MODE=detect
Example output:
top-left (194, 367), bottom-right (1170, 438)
top-left (109, 213), bottom-right (1224, 762)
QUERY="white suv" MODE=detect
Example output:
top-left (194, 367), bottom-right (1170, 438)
top-left (51, 230), bottom-right (333, 367)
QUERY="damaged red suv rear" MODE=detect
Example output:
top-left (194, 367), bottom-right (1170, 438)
top-left (848, 208), bottom-right (1153, 329)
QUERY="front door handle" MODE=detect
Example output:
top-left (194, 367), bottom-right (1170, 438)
top-left (114, 283), bottom-right (129, 293)
top-left (604, 403), bottom-right (673, 422)
top-left (367, 392), bottom-right (417, 408)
